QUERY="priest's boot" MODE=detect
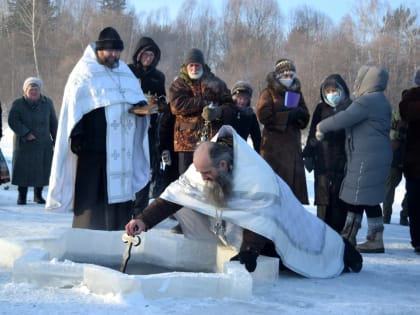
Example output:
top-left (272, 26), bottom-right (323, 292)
top-left (340, 212), bottom-right (362, 246)
top-left (17, 186), bottom-right (28, 205)
top-left (34, 186), bottom-right (46, 204)
top-left (357, 216), bottom-right (385, 253)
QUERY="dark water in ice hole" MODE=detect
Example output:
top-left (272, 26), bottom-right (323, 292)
top-left (102, 263), bottom-right (212, 275)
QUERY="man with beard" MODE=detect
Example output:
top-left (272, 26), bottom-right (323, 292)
top-left (126, 125), bottom-right (362, 278)
top-left (47, 27), bottom-right (150, 231)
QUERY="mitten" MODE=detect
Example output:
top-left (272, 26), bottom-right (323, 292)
top-left (201, 105), bottom-right (222, 121)
top-left (230, 250), bottom-right (258, 272)
top-left (161, 150), bottom-right (172, 166)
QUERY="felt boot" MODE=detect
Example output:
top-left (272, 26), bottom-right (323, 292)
top-left (340, 212), bottom-right (362, 246)
top-left (357, 216), bottom-right (385, 253)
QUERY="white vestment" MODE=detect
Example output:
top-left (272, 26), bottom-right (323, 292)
top-left (46, 43), bottom-right (149, 212)
top-left (161, 125), bottom-right (345, 279)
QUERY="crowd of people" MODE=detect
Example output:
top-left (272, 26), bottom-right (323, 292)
top-left (1, 25), bottom-right (419, 279)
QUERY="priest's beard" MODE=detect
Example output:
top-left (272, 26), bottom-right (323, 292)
top-left (202, 169), bottom-right (233, 208)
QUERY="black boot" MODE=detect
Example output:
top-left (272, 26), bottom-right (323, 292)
top-left (17, 186), bottom-right (28, 205)
top-left (342, 238), bottom-right (363, 273)
top-left (34, 187), bottom-right (46, 204)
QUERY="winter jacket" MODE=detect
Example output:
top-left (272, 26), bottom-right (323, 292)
top-left (8, 95), bottom-right (58, 186)
top-left (230, 106), bottom-right (261, 152)
top-left (303, 74), bottom-right (350, 205)
top-left (399, 86), bottom-right (420, 180)
top-left (256, 72), bottom-right (310, 204)
top-left (389, 110), bottom-right (407, 169)
top-left (128, 36), bottom-right (166, 97)
top-left (169, 65), bottom-right (236, 152)
top-left (128, 36), bottom-right (168, 190)
top-left (318, 66), bottom-right (392, 205)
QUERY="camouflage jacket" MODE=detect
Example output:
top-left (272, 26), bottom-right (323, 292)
top-left (169, 65), bottom-right (236, 152)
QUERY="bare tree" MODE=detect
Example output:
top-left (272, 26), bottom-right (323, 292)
top-left (0, 0), bottom-right (418, 116)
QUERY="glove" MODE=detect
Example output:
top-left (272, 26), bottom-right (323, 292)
top-left (161, 150), bottom-right (172, 166)
top-left (315, 124), bottom-right (324, 141)
top-left (230, 250), bottom-right (258, 272)
top-left (201, 105), bottom-right (222, 121)
top-left (70, 134), bottom-right (84, 154)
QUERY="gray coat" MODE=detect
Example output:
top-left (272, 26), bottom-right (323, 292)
top-left (8, 95), bottom-right (58, 186)
top-left (318, 66), bottom-right (392, 205)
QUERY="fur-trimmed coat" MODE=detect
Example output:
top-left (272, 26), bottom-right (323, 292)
top-left (256, 72), bottom-right (310, 204)
top-left (399, 86), bottom-right (420, 180)
top-left (169, 65), bottom-right (236, 152)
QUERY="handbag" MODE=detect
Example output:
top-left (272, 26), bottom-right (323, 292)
top-left (0, 148), bottom-right (10, 184)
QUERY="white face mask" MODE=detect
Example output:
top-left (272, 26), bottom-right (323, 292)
top-left (279, 78), bottom-right (293, 88)
top-left (188, 68), bottom-right (203, 80)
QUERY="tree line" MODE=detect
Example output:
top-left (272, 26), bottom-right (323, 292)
top-left (0, 0), bottom-right (419, 126)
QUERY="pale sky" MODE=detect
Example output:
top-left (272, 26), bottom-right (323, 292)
top-left (127, 0), bottom-right (419, 25)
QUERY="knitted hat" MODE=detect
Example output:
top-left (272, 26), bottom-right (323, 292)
top-left (231, 81), bottom-right (253, 99)
top-left (95, 27), bottom-right (124, 51)
top-left (23, 77), bottom-right (42, 92)
top-left (184, 48), bottom-right (205, 65)
top-left (275, 59), bottom-right (296, 75)
top-left (414, 67), bottom-right (420, 86)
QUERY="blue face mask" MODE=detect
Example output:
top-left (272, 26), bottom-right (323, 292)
top-left (325, 92), bottom-right (342, 107)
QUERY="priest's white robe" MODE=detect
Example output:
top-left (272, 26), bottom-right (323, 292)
top-left (161, 125), bottom-right (345, 278)
top-left (46, 43), bottom-right (149, 212)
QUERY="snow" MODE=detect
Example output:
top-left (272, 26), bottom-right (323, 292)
top-left (1, 124), bottom-right (420, 315)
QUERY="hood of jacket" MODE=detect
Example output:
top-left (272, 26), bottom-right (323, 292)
top-left (353, 65), bottom-right (388, 97)
top-left (131, 37), bottom-right (161, 69)
top-left (320, 73), bottom-right (351, 108)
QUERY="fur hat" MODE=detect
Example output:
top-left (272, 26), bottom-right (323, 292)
top-left (184, 48), bottom-right (205, 66)
top-left (23, 77), bottom-right (42, 92)
top-left (231, 81), bottom-right (253, 99)
top-left (414, 67), bottom-right (420, 86)
top-left (95, 27), bottom-right (124, 51)
top-left (275, 59), bottom-right (296, 76)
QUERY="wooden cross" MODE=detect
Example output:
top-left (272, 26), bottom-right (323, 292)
top-left (120, 233), bottom-right (141, 273)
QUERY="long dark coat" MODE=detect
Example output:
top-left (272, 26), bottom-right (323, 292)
top-left (128, 36), bottom-right (167, 198)
top-left (8, 95), bottom-right (57, 187)
top-left (303, 74), bottom-right (351, 231)
top-left (304, 75), bottom-right (350, 204)
top-left (399, 86), bottom-right (420, 180)
top-left (318, 66), bottom-right (392, 205)
top-left (256, 72), bottom-right (310, 204)
top-left (169, 65), bottom-right (236, 152)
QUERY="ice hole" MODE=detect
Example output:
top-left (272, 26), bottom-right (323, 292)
top-left (1, 226), bottom-right (279, 300)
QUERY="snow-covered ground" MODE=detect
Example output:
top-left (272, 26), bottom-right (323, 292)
top-left (1, 124), bottom-right (419, 315)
